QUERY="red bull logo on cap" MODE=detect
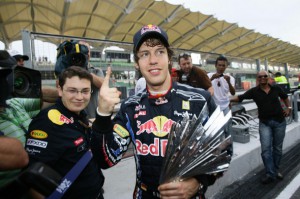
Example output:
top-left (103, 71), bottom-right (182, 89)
top-left (141, 24), bottom-right (161, 35)
top-left (136, 116), bottom-right (174, 137)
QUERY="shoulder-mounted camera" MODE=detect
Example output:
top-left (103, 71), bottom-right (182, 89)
top-left (0, 51), bottom-right (41, 105)
top-left (54, 40), bottom-right (89, 76)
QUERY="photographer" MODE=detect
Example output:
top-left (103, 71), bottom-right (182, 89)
top-left (207, 56), bottom-right (235, 156)
top-left (177, 52), bottom-right (214, 95)
top-left (207, 56), bottom-right (235, 112)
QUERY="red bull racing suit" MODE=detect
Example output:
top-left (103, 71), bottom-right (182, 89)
top-left (25, 99), bottom-right (104, 199)
top-left (92, 82), bottom-right (219, 199)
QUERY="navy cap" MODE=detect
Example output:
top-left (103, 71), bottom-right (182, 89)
top-left (0, 50), bottom-right (17, 70)
top-left (13, 54), bottom-right (29, 61)
top-left (133, 24), bottom-right (169, 53)
top-left (0, 50), bottom-right (17, 106)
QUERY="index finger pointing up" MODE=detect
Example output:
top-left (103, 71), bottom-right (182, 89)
top-left (102, 67), bottom-right (112, 87)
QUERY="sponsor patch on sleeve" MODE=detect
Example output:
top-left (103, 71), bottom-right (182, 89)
top-left (48, 109), bottom-right (64, 125)
top-left (74, 137), bottom-right (84, 146)
top-left (26, 138), bottom-right (48, 148)
top-left (113, 124), bottom-right (129, 138)
top-left (30, 130), bottom-right (48, 139)
top-left (182, 100), bottom-right (190, 110)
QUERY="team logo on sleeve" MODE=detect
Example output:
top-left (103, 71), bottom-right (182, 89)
top-left (113, 124), bottom-right (129, 138)
top-left (182, 100), bottom-right (190, 110)
top-left (48, 109), bottom-right (74, 125)
top-left (30, 130), bottom-right (48, 139)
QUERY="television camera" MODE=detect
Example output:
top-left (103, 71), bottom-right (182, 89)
top-left (54, 40), bottom-right (89, 76)
top-left (0, 51), bottom-right (41, 105)
top-left (12, 66), bottom-right (41, 98)
top-left (0, 162), bottom-right (61, 199)
top-left (0, 51), bottom-right (59, 198)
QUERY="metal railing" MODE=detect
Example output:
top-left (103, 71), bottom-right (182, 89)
top-left (292, 90), bottom-right (300, 122)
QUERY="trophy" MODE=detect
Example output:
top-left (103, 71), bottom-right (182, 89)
top-left (160, 105), bottom-right (232, 183)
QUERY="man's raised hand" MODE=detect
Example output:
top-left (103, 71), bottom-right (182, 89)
top-left (98, 67), bottom-right (121, 115)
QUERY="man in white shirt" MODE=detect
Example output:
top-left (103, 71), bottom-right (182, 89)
top-left (207, 56), bottom-right (235, 113)
top-left (207, 56), bottom-right (235, 156)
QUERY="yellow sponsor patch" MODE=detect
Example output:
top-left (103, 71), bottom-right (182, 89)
top-left (113, 124), bottom-right (129, 138)
top-left (182, 100), bottom-right (190, 110)
top-left (30, 130), bottom-right (48, 139)
top-left (48, 109), bottom-right (64, 125)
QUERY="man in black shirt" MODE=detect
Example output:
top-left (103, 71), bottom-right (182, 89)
top-left (231, 70), bottom-right (291, 184)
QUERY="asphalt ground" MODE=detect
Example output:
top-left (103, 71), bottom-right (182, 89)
top-left (212, 142), bottom-right (300, 199)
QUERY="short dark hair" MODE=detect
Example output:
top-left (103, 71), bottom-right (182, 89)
top-left (178, 52), bottom-right (191, 63)
top-left (133, 38), bottom-right (174, 63)
top-left (215, 56), bottom-right (229, 66)
top-left (275, 72), bottom-right (282, 77)
top-left (58, 66), bottom-right (93, 88)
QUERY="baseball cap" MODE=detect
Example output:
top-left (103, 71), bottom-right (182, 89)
top-left (0, 50), bottom-right (17, 70)
top-left (133, 24), bottom-right (169, 53)
top-left (0, 50), bottom-right (17, 106)
top-left (13, 54), bottom-right (29, 61)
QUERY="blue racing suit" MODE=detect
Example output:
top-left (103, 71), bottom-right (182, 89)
top-left (92, 82), bottom-right (219, 199)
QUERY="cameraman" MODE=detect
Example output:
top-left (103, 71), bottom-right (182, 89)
top-left (0, 50), bottom-right (56, 188)
top-left (13, 54), bottom-right (29, 67)
top-left (177, 52), bottom-right (214, 95)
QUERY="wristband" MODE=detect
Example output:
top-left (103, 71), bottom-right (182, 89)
top-left (96, 107), bottom-right (111, 116)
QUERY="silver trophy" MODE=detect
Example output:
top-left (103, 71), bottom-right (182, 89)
top-left (160, 104), bottom-right (232, 184)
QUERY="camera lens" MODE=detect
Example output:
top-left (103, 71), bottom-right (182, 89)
top-left (14, 71), bottom-right (31, 96)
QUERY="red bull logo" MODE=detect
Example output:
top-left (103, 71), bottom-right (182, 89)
top-left (136, 138), bottom-right (168, 157)
top-left (141, 24), bottom-right (161, 35)
top-left (136, 116), bottom-right (174, 137)
top-left (59, 114), bottom-right (74, 124)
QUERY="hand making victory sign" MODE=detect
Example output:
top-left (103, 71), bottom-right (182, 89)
top-left (98, 67), bottom-right (121, 115)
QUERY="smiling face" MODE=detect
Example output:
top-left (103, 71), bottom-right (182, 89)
top-left (58, 76), bottom-right (91, 115)
top-left (257, 71), bottom-right (269, 86)
top-left (136, 40), bottom-right (171, 92)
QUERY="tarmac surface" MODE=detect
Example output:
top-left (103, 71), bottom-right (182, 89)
top-left (212, 143), bottom-right (300, 199)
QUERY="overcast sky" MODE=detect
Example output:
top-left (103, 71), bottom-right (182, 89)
top-left (167, 0), bottom-right (300, 47)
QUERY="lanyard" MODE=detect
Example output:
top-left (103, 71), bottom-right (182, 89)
top-left (46, 150), bottom-right (93, 199)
